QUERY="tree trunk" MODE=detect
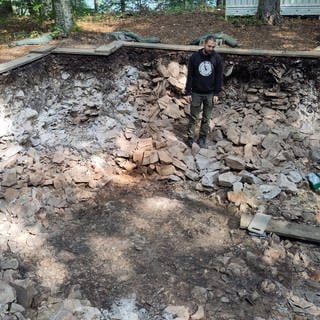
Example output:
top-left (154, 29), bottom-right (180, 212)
top-left (53, 0), bottom-right (74, 35)
top-left (0, 0), bottom-right (13, 15)
top-left (94, 0), bottom-right (99, 11)
top-left (257, 0), bottom-right (281, 25)
top-left (120, 0), bottom-right (125, 12)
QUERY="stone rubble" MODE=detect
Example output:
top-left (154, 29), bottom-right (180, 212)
top-left (0, 52), bottom-right (319, 319)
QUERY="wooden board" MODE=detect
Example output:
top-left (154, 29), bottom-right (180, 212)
top-left (122, 41), bottom-right (201, 52)
top-left (52, 48), bottom-right (99, 55)
top-left (240, 213), bottom-right (320, 243)
top-left (30, 45), bottom-right (56, 53)
top-left (122, 41), bottom-right (320, 58)
top-left (53, 42), bottom-right (122, 56)
top-left (1, 42), bottom-right (319, 76)
top-left (0, 52), bottom-right (49, 74)
top-left (95, 41), bottom-right (123, 55)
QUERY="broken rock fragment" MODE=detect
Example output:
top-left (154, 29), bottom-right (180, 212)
top-left (225, 155), bottom-right (246, 170)
top-left (218, 172), bottom-right (240, 187)
top-left (10, 279), bottom-right (36, 308)
top-left (69, 165), bottom-right (91, 183)
top-left (2, 168), bottom-right (18, 187)
top-left (227, 191), bottom-right (256, 207)
top-left (164, 305), bottom-right (190, 320)
top-left (0, 280), bottom-right (16, 305)
top-left (52, 151), bottom-right (65, 164)
top-left (142, 150), bottom-right (159, 165)
top-left (259, 185), bottom-right (282, 200)
top-left (201, 171), bottom-right (219, 188)
top-left (157, 150), bottom-right (172, 164)
top-left (277, 173), bottom-right (298, 192)
top-left (156, 164), bottom-right (175, 176)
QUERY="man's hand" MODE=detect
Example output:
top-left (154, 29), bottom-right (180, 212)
top-left (186, 95), bottom-right (192, 104)
top-left (213, 95), bottom-right (219, 104)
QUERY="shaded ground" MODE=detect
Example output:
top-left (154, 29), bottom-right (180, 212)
top-left (1, 10), bottom-right (320, 63)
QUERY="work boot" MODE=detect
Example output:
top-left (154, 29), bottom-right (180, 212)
top-left (187, 137), bottom-right (194, 148)
top-left (197, 136), bottom-right (206, 148)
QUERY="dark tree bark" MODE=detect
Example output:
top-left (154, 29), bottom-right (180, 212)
top-left (216, 0), bottom-right (223, 7)
top-left (94, 0), bottom-right (99, 11)
top-left (0, 0), bottom-right (13, 15)
top-left (257, 0), bottom-right (282, 25)
top-left (120, 0), bottom-right (125, 12)
top-left (53, 0), bottom-right (74, 34)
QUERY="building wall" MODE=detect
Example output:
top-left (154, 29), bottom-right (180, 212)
top-left (225, 0), bottom-right (320, 16)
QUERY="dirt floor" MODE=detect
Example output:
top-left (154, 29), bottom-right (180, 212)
top-left (0, 10), bottom-right (320, 63)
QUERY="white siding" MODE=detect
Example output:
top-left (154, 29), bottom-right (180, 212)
top-left (226, 0), bottom-right (320, 16)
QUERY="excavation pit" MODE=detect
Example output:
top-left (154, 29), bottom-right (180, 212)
top-left (0, 46), bottom-right (320, 319)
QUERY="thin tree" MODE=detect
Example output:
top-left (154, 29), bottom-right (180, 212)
top-left (257, 0), bottom-right (281, 25)
top-left (120, 0), bottom-right (125, 12)
top-left (94, 0), bottom-right (99, 11)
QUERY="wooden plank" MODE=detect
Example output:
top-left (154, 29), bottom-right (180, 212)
top-left (1, 43), bottom-right (319, 76)
top-left (240, 213), bottom-right (320, 243)
top-left (217, 47), bottom-right (320, 58)
top-left (30, 45), bottom-right (56, 53)
top-left (0, 52), bottom-right (49, 74)
top-left (122, 41), bottom-right (320, 58)
top-left (95, 41), bottom-right (123, 55)
top-left (53, 43), bottom-right (122, 56)
top-left (52, 47), bottom-right (99, 55)
top-left (122, 41), bottom-right (201, 52)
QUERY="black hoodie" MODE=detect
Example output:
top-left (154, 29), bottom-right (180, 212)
top-left (185, 49), bottom-right (223, 96)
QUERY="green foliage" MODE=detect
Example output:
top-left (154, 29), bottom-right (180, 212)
top-left (29, 30), bottom-right (40, 38)
top-left (71, 24), bottom-right (83, 32)
top-left (0, 0), bottom-right (13, 17)
top-left (228, 15), bottom-right (263, 26)
top-left (96, 0), bottom-right (218, 14)
top-left (50, 25), bottom-right (65, 38)
top-left (9, 0), bottom-right (52, 26)
top-left (12, 31), bottom-right (28, 40)
top-left (72, 0), bottom-right (94, 17)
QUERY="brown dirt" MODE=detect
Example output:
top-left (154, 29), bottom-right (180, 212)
top-left (1, 11), bottom-right (320, 64)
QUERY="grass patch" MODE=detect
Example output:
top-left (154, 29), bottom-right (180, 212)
top-left (227, 15), bottom-right (263, 26)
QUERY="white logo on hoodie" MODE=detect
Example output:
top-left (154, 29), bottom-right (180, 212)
top-left (198, 61), bottom-right (212, 76)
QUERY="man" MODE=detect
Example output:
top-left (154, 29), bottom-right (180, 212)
top-left (185, 35), bottom-right (223, 148)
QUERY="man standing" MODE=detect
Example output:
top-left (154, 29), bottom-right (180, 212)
top-left (185, 35), bottom-right (223, 148)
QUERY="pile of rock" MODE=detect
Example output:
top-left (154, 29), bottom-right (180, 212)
top-left (0, 54), bottom-right (319, 221)
top-left (0, 253), bottom-right (36, 320)
top-left (0, 52), bottom-right (319, 319)
top-left (113, 56), bottom-right (320, 211)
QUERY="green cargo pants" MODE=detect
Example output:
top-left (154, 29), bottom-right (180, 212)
top-left (187, 92), bottom-right (214, 139)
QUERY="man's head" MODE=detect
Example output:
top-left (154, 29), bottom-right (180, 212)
top-left (203, 35), bottom-right (216, 55)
